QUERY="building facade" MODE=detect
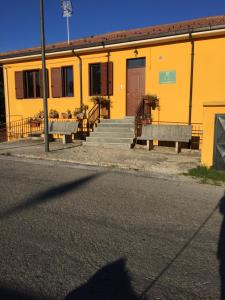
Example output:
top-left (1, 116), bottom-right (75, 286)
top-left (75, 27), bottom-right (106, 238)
top-left (1, 15), bottom-right (225, 167)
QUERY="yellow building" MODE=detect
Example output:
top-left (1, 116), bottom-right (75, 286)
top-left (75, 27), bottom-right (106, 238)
top-left (1, 15), bottom-right (225, 168)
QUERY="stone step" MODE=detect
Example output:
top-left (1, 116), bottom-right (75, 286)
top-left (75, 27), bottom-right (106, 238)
top-left (100, 118), bottom-right (134, 124)
top-left (90, 131), bottom-right (134, 138)
top-left (98, 122), bottom-right (134, 128)
top-left (95, 126), bottom-right (134, 133)
top-left (86, 137), bottom-right (134, 144)
top-left (124, 116), bottom-right (135, 119)
top-left (85, 117), bottom-right (135, 150)
top-left (83, 141), bottom-right (132, 149)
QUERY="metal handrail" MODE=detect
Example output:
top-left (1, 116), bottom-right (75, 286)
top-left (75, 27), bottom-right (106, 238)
top-left (0, 117), bottom-right (44, 142)
top-left (135, 99), bottom-right (147, 138)
top-left (87, 103), bottom-right (100, 132)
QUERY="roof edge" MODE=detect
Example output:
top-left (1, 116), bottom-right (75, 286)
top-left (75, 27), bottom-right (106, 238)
top-left (1, 16), bottom-right (225, 61)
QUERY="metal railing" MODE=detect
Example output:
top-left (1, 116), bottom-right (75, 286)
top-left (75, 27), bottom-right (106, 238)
top-left (134, 98), bottom-right (203, 149)
top-left (87, 103), bottom-right (100, 133)
top-left (151, 120), bottom-right (203, 149)
top-left (135, 99), bottom-right (151, 137)
top-left (0, 122), bottom-right (7, 142)
top-left (0, 118), bottom-right (44, 142)
top-left (0, 111), bottom-right (204, 149)
top-left (0, 117), bottom-right (91, 143)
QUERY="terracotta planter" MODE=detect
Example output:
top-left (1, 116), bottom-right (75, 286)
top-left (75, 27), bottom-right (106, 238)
top-left (100, 107), bottom-right (109, 119)
top-left (142, 118), bottom-right (151, 125)
top-left (30, 120), bottom-right (41, 128)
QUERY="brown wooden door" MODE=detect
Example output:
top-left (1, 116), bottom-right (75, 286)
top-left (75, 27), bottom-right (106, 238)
top-left (126, 58), bottom-right (146, 116)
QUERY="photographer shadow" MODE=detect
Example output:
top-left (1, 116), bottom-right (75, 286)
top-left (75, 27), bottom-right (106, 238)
top-left (64, 258), bottom-right (147, 300)
top-left (218, 193), bottom-right (225, 299)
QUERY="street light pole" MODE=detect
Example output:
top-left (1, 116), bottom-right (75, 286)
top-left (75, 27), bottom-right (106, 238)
top-left (40, 0), bottom-right (49, 152)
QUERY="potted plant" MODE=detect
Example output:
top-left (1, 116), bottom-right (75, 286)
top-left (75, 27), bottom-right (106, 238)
top-left (140, 114), bottom-right (152, 125)
top-left (30, 110), bottom-right (44, 128)
top-left (61, 109), bottom-right (72, 119)
top-left (91, 96), bottom-right (110, 118)
top-left (73, 104), bottom-right (89, 120)
top-left (142, 94), bottom-right (159, 110)
top-left (49, 109), bottom-right (59, 119)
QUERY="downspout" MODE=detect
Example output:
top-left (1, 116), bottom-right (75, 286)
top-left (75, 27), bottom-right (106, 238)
top-left (188, 32), bottom-right (195, 125)
top-left (3, 66), bottom-right (10, 124)
top-left (107, 51), bottom-right (110, 98)
top-left (72, 50), bottom-right (83, 107)
top-left (107, 51), bottom-right (110, 118)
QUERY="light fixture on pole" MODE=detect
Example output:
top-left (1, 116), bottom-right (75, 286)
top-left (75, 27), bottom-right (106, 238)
top-left (40, 0), bottom-right (49, 152)
top-left (61, 0), bottom-right (73, 45)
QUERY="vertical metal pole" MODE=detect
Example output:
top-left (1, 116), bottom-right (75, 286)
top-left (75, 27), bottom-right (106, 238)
top-left (67, 16), bottom-right (70, 44)
top-left (98, 102), bottom-right (101, 122)
top-left (188, 33), bottom-right (194, 125)
top-left (40, 0), bottom-right (49, 152)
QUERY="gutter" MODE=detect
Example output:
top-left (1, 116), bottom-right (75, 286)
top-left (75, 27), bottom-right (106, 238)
top-left (1, 26), bottom-right (225, 63)
top-left (1, 66), bottom-right (10, 124)
top-left (0, 50), bottom-right (73, 64)
top-left (72, 50), bottom-right (83, 107)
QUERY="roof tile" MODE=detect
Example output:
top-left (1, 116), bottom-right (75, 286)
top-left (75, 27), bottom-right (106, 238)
top-left (1, 14), bottom-right (225, 60)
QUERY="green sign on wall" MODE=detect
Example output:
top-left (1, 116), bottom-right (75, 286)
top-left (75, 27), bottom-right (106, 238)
top-left (159, 71), bottom-right (176, 84)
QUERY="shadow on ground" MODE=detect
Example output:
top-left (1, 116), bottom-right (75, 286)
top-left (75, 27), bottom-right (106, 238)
top-left (0, 142), bottom-right (44, 151)
top-left (0, 285), bottom-right (53, 300)
top-left (218, 192), bottom-right (225, 299)
top-left (50, 144), bottom-right (82, 152)
top-left (64, 258), bottom-right (148, 300)
top-left (0, 172), bottom-right (104, 220)
top-left (0, 141), bottom-right (82, 153)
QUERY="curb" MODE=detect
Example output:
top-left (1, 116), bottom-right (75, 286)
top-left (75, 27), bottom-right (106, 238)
top-left (0, 152), bottom-right (197, 183)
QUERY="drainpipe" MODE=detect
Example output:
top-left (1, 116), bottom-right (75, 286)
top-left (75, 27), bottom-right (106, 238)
top-left (107, 51), bottom-right (110, 98)
top-left (188, 32), bottom-right (195, 125)
top-left (72, 50), bottom-right (83, 107)
top-left (107, 51), bottom-right (110, 118)
top-left (1, 66), bottom-right (10, 125)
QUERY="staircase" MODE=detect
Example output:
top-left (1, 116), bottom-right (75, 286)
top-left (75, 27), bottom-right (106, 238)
top-left (84, 117), bottom-right (135, 149)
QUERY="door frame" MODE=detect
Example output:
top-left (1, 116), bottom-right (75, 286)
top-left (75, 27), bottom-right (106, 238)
top-left (126, 57), bottom-right (146, 116)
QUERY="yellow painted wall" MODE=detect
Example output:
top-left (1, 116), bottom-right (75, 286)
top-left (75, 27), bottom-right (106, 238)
top-left (192, 37), bottom-right (225, 124)
top-left (3, 55), bottom-right (81, 122)
top-left (3, 35), bottom-right (225, 135)
top-left (81, 43), bottom-right (192, 122)
top-left (148, 42), bottom-right (191, 124)
top-left (3, 42), bottom-right (192, 123)
top-left (201, 103), bottom-right (225, 167)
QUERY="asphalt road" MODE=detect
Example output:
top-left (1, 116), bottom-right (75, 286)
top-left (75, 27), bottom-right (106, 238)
top-left (0, 156), bottom-right (224, 300)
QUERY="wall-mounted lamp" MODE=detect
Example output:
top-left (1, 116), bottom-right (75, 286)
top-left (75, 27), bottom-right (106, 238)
top-left (134, 49), bottom-right (138, 56)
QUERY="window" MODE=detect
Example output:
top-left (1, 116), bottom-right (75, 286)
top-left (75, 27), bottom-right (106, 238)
top-left (51, 66), bottom-right (74, 98)
top-left (15, 69), bottom-right (48, 99)
top-left (62, 66), bottom-right (74, 97)
top-left (127, 58), bottom-right (146, 69)
top-left (89, 64), bottom-right (101, 95)
top-left (24, 70), bottom-right (41, 98)
top-left (89, 62), bottom-right (113, 96)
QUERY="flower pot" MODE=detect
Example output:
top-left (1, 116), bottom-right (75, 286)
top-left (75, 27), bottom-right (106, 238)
top-left (100, 107), bottom-right (109, 119)
top-left (142, 118), bottom-right (151, 125)
top-left (30, 120), bottom-right (41, 128)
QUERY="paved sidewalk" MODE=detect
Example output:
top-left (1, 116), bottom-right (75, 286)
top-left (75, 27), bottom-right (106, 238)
top-left (0, 139), bottom-right (200, 179)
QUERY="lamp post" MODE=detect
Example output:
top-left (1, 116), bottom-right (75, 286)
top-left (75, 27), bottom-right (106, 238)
top-left (40, 0), bottom-right (49, 152)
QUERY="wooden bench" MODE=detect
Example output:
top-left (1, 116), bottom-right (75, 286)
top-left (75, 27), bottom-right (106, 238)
top-left (48, 121), bottom-right (79, 144)
top-left (137, 124), bottom-right (192, 153)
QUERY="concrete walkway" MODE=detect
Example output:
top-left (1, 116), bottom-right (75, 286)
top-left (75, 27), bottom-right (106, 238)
top-left (0, 139), bottom-right (200, 180)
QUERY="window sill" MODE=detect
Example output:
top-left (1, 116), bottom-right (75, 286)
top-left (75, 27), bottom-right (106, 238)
top-left (17, 98), bottom-right (42, 100)
top-left (52, 96), bottom-right (75, 99)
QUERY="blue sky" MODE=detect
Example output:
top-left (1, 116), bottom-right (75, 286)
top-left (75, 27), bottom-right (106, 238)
top-left (0, 0), bottom-right (225, 53)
